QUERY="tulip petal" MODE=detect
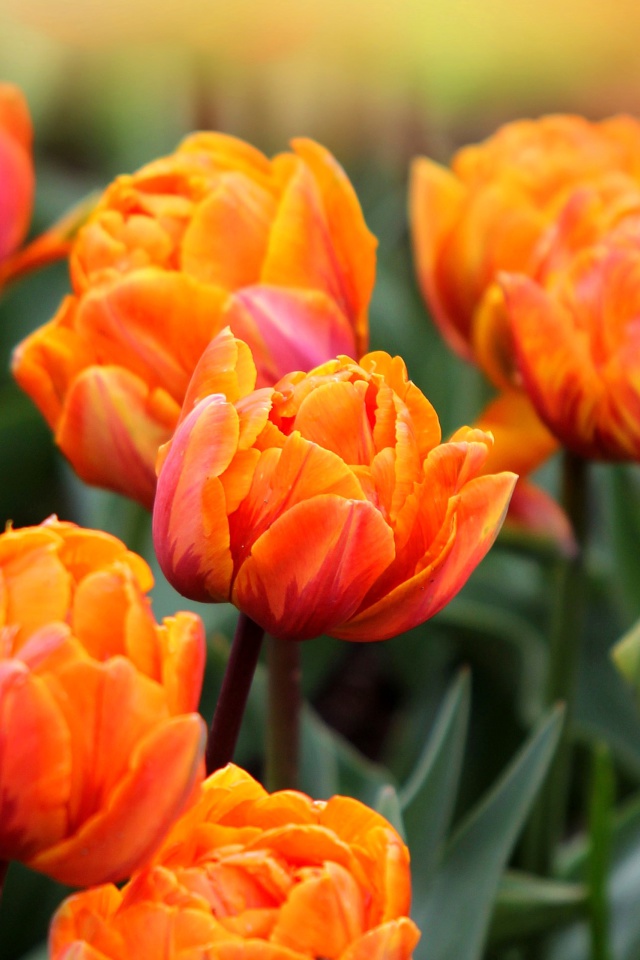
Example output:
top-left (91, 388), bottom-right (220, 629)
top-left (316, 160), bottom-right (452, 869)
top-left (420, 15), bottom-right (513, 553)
top-left (57, 366), bottom-right (179, 507)
top-left (0, 661), bottom-right (71, 860)
top-left (225, 285), bottom-right (357, 385)
top-left (28, 713), bottom-right (205, 886)
top-left (334, 471), bottom-right (516, 640)
top-left (181, 172), bottom-right (276, 288)
top-left (475, 389), bottom-right (559, 477)
top-left (0, 85), bottom-right (33, 260)
top-left (154, 396), bottom-right (238, 602)
top-left (339, 918), bottom-right (421, 960)
top-left (233, 494), bottom-right (395, 641)
top-left (77, 270), bottom-right (228, 402)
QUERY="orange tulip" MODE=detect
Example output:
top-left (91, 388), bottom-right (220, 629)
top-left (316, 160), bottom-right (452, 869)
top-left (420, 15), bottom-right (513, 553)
top-left (49, 763), bottom-right (421, 960)
top-left (153, 328), bottom-right (516, 642)
top-left (13, 134), bottom-right (376, 508)
top-left (410, 115), bottom-right (640, 535)
top-left (0, 517), bottom-right (206, 886)
top-left (502, 205), bottom-right (640, 460)
top-left (410, 114), bottom-right (640, 371)
top-left (0, 83), bottom-right (34, 264)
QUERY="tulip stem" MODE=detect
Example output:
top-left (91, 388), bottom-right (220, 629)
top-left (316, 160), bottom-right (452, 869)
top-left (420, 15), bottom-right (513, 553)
top-left (205, 613), bottom-right (265, 775)
top-left (0, 861), bottom-right (7, 906)
top-left (266, 636), bottom-right (301, 791)
top-left (524, 450), bottom-right (589, 877)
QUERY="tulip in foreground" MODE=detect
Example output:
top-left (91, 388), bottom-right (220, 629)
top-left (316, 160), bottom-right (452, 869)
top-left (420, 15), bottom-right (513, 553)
top-left (50, 763), bottom-right (421, 960)
top-left (13, 133), bottom-right (376, 507)
top-left (0, 517), bottom-right (206, 886)
top-left (153, 329), bottom-right (516, 641)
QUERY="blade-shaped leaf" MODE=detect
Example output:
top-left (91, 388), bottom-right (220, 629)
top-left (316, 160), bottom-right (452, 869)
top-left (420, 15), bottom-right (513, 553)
top-left (400, 670), bottom-right (470, 898)
top-left (415, 706), bottom-right (563, 960)
top-left (488, 871), bottom-right (587, 947)
top-left (375, 784), bottom-right (406, 838)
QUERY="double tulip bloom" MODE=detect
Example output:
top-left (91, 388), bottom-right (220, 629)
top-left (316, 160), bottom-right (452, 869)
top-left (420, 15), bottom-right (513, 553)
top-left (50, 763), bottom-right (420, 960)
top-left (0, 518), bottom-right (206, 886)
top-left (13, 133), bottom-right (376, 507)
top-left (410, 114), bottom-right (640, 484)
top-left (153, 329), bottom-right (516, 642)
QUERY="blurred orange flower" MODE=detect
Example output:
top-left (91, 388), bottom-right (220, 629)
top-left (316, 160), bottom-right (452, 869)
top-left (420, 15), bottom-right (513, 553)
top-left (13, 134), bottom-right (376, 508)
top-left (153, 329), bottom-right (516, 642)
top-left (502, 193), bottom-right (640, 460)
top-left (410, 115), bottom-right (640, 536)
top-left (0, 517), bottom-right (206, 886)
top-left (0, 83), bottom-right (34, 264)
top-left (50, 763), bottom-right (421, 960)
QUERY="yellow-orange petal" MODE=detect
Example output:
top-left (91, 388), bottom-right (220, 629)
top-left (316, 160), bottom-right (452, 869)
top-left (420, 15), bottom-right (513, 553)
top-left (334, 471), bottom-right (516, 640)
top-left (180, 326), bottom-right (258, 423)
top-left (475, 389), bottom-right (559, 478)
top-left (233, 494), bottom-right (395, 641)
top-left (56, 366), bottom-right (179, 508)
top-left (28, 713), bottom-right (205, 886)
top-left (339, 918), bottom-right (421, 960)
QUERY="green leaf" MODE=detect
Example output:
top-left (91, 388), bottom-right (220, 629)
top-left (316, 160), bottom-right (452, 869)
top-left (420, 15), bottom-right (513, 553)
top-left (375, 784), bottom-right (406, 838)
top-left (415, 706), bottom-right (563, 960)
top-left (611, 618), bottom-right (640, 693)
top-left (488, 871), bottom-right (587, 946)
top-left (400, 670), bottom-right (470, 899)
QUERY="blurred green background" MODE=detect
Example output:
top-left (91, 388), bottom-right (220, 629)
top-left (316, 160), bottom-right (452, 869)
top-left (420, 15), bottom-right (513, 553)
top-left (3, 2), bottom-right (640, 958)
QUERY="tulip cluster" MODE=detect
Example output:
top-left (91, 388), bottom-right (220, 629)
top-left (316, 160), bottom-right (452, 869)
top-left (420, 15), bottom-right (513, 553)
top-left (49, 764), bottom-right (421, 960)
top-left (13, 134), bottom-right (376, 507)
top-left (153, 328), bottom-right (516, 641)
top-left (410, 113), bottom-right (640, 470)
top-left (0, 518), bottom-right (206, 887)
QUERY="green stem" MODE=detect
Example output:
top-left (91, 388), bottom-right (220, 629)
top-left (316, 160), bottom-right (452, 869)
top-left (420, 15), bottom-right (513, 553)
top-left (524, 450), bottom-right (589, 877)
top-left (205, 613), bottom-right (265, 775)
top-left (0, 861), bottom-right (6, 902)
top-left (266, 636), bottom-right (301, 791)
top-left (588, 742), bottom-right (614, 960)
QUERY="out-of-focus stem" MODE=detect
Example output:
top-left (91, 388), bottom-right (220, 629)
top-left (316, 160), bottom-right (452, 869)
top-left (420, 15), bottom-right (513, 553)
top-left (524, 450), bottom-right (589, 877)
top-left (0, 861), bottom-right (7, 904)
top-left (266, 636), bottom-right (301, 792)
top-left (205, 613), bottom-right (264, 775)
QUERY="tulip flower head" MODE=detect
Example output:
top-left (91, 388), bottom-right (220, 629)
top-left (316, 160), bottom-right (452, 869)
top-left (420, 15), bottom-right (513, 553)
top-left (0, 517), bottom-right (206, 886)
top-left (50, 763), bottom-right (421, 960)
top-left (0, 83), bottom-right (34, 265)
top-left (13, 133), bottom-right (376, 507)
top-left (153, 329), bottom-right (516, 642)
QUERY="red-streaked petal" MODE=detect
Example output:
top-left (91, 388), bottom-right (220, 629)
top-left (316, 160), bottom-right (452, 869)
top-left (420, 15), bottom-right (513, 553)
top-left (333, 471), bottom-right (516, 640)
top-left (233, 495), bottom-right (395, 641)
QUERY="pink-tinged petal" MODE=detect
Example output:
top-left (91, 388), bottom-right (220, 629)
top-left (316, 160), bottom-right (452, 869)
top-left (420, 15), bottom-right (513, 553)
top-left (0, 661), bottom-right (71, 860)
top-left (291, 138), bottom-right (377, 352)
top-left (233, 495), bottom-right (395, 641)
top-left (153, 397), bottom-right (239, 602)
top-left (0, 85), bottom-right (33, 260)
top-left (334, 471), bottom-right (516, 641)
top-left (180, 326), bottom-right (257, 423)
top-left (262, 157), bottom-right (352, 317)
top-left (180, 172), bottom-right (277, 287)
top-left (76, 270), bottom-right (228, 403)
top-left (56, 366), bottom-right (179, 508)
top-left (339, 918), bottom-right (421, 960)
top-left (506, 479), bottom-right (577, 558)
top-left (225, 285), bottom-right (358, 386)
top-left (28, 713), bottom-right (206, 886)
